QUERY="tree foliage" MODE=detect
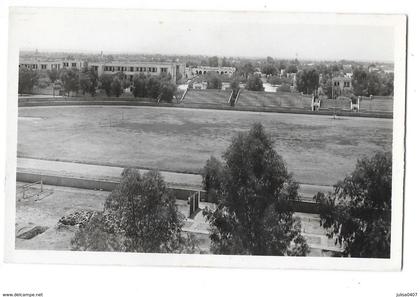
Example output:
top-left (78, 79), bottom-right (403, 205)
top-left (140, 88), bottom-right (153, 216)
top-left (110, 76), bottom-right (123, 97)
top-left (160, 80), bottom-right (177, 102)
top-left (314, 152), bottom-right (392, 258)
top-left (239, 62), bottom-right (255, 79)
top-left (208, 56), bottom-right (219, 67)
top-left (245, 75), bottom-right (264, 91)
top-left (262, 64), bottom-right (278, 76)
top-left (132, 73), bottom-right (176, 102)
top-left (202, 123), bottom-right (309, 256)
top-left (207, 73), bottom-right (222, 89)
top-left (296, 69), bottom-right (319, 95)
top-left (352, 68), bottom-right (394, 97)
top-left (47, 69), bottom-right (60, 84)
top-left (72, 169), bottom-right (197, 253)
top-left (79, 68), bottom-right (98, 96)
top-left (132, 73), bottom-right (147, 98)
top-left (18, 67), bottom-right (39, 94)
top-left (99, 74), bottom-right (113, 96)
top-left (60, 69), bottom-right (80, 96)
top-left (286, 64), bottom-right (298, 74)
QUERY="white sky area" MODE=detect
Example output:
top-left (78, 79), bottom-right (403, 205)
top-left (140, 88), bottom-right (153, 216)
top-left (12, 8), bottom-right (396, 61)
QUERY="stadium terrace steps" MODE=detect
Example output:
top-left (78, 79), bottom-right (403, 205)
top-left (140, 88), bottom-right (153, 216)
top-left (359, 98), bottom-right (393, 113)
top-left (181, 89), bottom-right (231, 106)
top-left (235, 90), bottom-right (312, 109)
top-left (320, 99), bottom-right (352, 110)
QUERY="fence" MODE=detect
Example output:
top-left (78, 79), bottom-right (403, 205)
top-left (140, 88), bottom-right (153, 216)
top-left (16, 180), bottom-right (51, 201)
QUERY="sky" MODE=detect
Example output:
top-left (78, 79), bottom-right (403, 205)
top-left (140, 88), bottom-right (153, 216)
top-left (11, 8), bottom-right (396, 62)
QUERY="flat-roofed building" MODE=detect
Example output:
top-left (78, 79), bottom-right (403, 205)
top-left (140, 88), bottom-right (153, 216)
top-left (19, 58), bottom-right (86, 71)
top-left (89, 61), bottom-right (186, 84)
top-left (186, 66), bottom-right (236, 78)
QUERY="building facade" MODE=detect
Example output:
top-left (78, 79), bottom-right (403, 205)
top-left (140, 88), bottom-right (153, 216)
top-left (89, 61), bottom-right (185, 84)
top-left (186, 66), bottom-right (236, 78)
top-left (19, 59), bottom-right (86, 71)
top-left (19, 58), bottom-right (186, 84)
top-left (332, 76), bottom-right (352, 91)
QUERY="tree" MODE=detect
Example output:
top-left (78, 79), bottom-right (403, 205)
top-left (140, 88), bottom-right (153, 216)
top-left (381, 73), bottom-right (394, 96)
top-left (296, 69), bottom-right (319, 95)
top-left (351, 67), bottom-right (369, 96)
top-left (201, 156), bottom-right (225, 203)
top-left (79, 68), bottom-right (98, 96)
top-left (160, 81), bottom-right (177, 103)
top-left (99, 74), bottom-right (113, 96)
top-left (18, 67), bottom-right (38, 94)
top-left (60, 68), bottom-right (79, 96)
top-left (286, 64), bottom-right (298, 74)
top-left (72, 169), bottom-right (197, 253)
top-left (230, 78), bottom-right (240, 102)
top-left (221, 57), bottom-right (231, 67)
top-left (245, 75), bottom-right (264, 91)
top-left (208, 56), bottom-right (219, 67)
top-left (266, 56), bottom-right (275, 64)
top-left (132, 74), bottom-right (147, 98)
top-left (146, 76), bottom-right (161, 99)
top-left (110, 76), bottom-right (123, 97)
top-left (241, 62), bottom-right (255, 79)
top-left (207, 73), bottom-right (222, 89)
top-left (202, 123), bottom-right (309, 256)
top-left (314, 152), bottom-right (392, 258)
top-left (114, 72), bottom-right (131, 89)
top-left (47, 69), bottom-right (60, 84)
top-left (262, 64), bottom-right (278, 76)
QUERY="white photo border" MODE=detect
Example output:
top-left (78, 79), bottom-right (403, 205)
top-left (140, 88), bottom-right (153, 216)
top-left (4, 7), bottom-right (407, 271)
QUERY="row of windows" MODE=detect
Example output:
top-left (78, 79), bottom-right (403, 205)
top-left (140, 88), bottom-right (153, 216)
top-left (20, 63), bottom-right (78, 70)
top-left (333, 81), bottom-right (351, 87)
top-left (102, 66), bottom-right (168, 73)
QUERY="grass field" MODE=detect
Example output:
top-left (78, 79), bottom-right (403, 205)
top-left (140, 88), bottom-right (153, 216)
top-left (18, 106), bottom-right (393, 186)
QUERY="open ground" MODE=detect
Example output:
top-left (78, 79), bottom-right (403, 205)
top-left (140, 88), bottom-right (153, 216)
top-left (15, 182), bottom-right (337, 255)
top-left (17, 105), bottom-right (393, 186)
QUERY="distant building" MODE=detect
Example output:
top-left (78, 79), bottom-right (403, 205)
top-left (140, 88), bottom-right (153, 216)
top-left (19, 58), bottom-right (86, 71)
top-left (332, 76), bottom-right (352, 91)
top-left (89, 61), bottom-right (185, 84)
top-left (186, 66), bottom-right (236, 78)
top-left (19, 57), bottom-right (186, 84)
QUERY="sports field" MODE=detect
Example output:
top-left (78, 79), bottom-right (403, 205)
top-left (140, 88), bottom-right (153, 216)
top-left (17, 106), bottom-right (393, 186)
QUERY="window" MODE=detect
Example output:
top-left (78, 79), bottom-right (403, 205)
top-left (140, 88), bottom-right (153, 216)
top-left (41, 64), bottom-right (47, 69)
top-left (148, 67), bottom-right (152, 72)
top-left (160, 67), bottom-right (168, 73)
top-left (63, 62), bottom-right (69, 67)
top-left (130, 67), bottom-right (134, 72)
top-left (72, 63), bottom-right (77, 67)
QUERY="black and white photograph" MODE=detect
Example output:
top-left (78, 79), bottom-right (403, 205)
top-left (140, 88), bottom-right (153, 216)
top-left (4, 8), bottom-right (406, 271)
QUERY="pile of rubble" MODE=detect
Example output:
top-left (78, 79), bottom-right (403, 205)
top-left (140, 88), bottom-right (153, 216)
top-left (58, 209), bottom-right (100, 227)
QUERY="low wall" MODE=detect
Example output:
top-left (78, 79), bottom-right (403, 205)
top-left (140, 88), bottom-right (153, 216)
top-left (18, 97), bottom-right (393, 119)
top-left (16, 171), bottom-right (319, 213)
top-left (16, 171), bottom-right (205, 201)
